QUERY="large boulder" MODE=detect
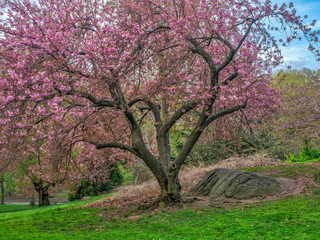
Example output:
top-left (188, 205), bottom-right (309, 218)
top-left (190, 168), bottom-right (283, 201)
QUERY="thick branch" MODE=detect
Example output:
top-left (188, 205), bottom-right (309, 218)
top-left (188, 38), bottom-right (219, 87)
top-left (128, 98), bottom-right (162, 129)
top-left (64, 89), bottom-right (118, 107)
top-left (203, 101), bottom-right (247, 129)
top-left (221, 72), bottom-right (239, 86)
top-left (173, 101), bottom-right (247, 171)
top-left (161, 101), bottom-right (198, 134)
top-left (189, 38), bottom-right (216, 71)
top-left (92, 141), bottom-right (137, 155)
top-left (144, 100), bottom-right (162, 124)
top-left (128, 98), bottom-right (144, 107)
top-left (147, 25), bottom-right (171, 36)
top-left (173, 113), bottom-right (208, 170)
top-left (217, 21), bottom-right (255, 73)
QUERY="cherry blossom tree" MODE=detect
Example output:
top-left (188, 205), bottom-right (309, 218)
top-left (17, 132), bottom-right (75, 206)
top-left (0, 110), bottom-right (118, 206)
top-left (18, 140), bottom-right (119, 206)
top-left (0, 108), bottom-right (25, 204)
top-left (0, 0), bottom-right (319, 204)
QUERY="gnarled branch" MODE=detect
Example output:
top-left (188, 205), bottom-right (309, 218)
top-left (203, 101), bottom-right (248, 129)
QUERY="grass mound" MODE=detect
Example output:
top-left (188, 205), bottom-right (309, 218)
top-left (0, 159), bottom-right (319, 239)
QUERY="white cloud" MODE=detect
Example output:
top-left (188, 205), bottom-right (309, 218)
top-left (279, 44), bottom-right (319, 69)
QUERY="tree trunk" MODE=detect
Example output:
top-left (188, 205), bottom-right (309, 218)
top-left (0, 176), bottom-right (4, 205)
top-left (29, 195), bottom-right (36, 206)
top-left (158, 182), bottom-right (181, 204)
top-left (165, 132), bottom-right (171, 169)
top-left (40, 187), bottom-right (50, 206)
top-left (156, 166), bottom-right (181, 204)
top-left (33, 180), bottom-right (51, 207)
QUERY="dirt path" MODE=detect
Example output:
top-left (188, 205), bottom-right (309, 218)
top-left (3, 196), bottom-right (68, 205)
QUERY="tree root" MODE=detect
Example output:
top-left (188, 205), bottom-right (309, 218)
top-left (137, 194), bottom-right (182, 211)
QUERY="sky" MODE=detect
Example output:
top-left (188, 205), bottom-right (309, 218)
top-left (273, 0), bottom-right (320, 70)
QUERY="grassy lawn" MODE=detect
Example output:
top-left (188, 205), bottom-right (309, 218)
top-left (0, 194), bottom-right (319, 239)
top-left (244, 164), bottom-right (320, 179)
top-left (0, 204), bottom-right (38, 213)
top-left (0, 165), bottom-right (319, 240)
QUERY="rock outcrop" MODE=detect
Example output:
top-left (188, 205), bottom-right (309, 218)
top-left (191, 168), bottom-right (282, 201)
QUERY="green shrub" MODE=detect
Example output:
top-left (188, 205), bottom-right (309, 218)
top-left (240, 130), bottom-right (290, 160)
top-left (285, 146), bottom-right (320, 163)
top-left (0, 173), bottom-right (16, 196)
top-left (183, 140), bottom-right (234, 166)
top-left (182, 127), bottom-right (290, 166)
top-left (67, 164), bottom-right (123, 201)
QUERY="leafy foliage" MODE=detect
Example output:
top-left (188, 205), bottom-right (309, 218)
top-left (184, 140), bottom-right (234, 166)
top-left (285, 146), bottom-right (320, 163)
top-left (68, 164), bottom-right (123, 201)
top-left (185, 127), bottom-right (289, 166)
top-left (0, 173), bottom-right (16, 196)
top-left (272, 69), bottom-right (320, 152)
top-left (238, 128), bottom-right (290, 160)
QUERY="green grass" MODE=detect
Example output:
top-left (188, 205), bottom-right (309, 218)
top-left (0, 204), bottom-right (38, 213)
top-left (0, 194), bottom-right (319, 239)
top-left (53, 194), bottom-right (68, 198)
top-left (244, 164), bottom-right (320, 179)
top-left (1, 165), bottom-right (320, 239)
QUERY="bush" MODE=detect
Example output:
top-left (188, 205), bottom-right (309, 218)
top-left (182, 128), bottom-right (288, 166)
top-left (1, 173), bottom-right (16, 196)
top-left (239, 129), bottom-right (289, 160)
top-left (285, 146), bottom-right (320, 163)
top-left (183, 140), bottom-right (235, 166)
top-left (67, 164), bottom-right (123, 201)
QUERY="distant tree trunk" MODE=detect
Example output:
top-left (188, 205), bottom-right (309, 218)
top-left (40, 186), bottom-right (50, 206)
top-left (0, 176), bottom-right (4, 205)
top-left (96, 178), bottom-right (101, 196)
top-left (32, 179), bottom-right (50, 207)
top-left (29, 195), bottom-right (36, 206)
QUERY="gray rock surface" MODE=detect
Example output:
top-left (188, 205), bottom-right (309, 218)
top-left (191, 168), bottom-right (282, 201)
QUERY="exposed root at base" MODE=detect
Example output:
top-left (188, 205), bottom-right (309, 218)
top-left (137, 195), bottom-right (182, 210)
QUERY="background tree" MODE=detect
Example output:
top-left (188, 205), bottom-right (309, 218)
top-left (273, 68), bottom-right (320, 152)
top-left (0, 108), bottom-right (26, 204)
top-left (0, 0), bottom-right (319, 204)
top-left (15, 133), bottom-right (119, 206)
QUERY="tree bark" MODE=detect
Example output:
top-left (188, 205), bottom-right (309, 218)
top-left (0, 176), bottom-right (4, 205)
top-left (154, 158), bottom-right (182, 204)
top-left (40, 186), bottom-right (50, 206)
top-left (166, 166), bottom-right (182, 202)
top-left (33, 179), bottom-right (51, 207)
top-left (29, 195), bottom-right (36, 206)
top-left (165, 133), bottom-right (171, 168)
